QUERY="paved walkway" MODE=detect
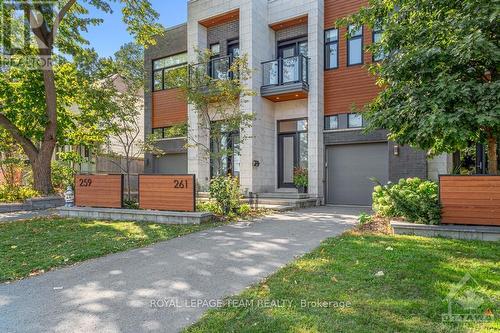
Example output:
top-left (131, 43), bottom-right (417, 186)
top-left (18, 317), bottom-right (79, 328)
top-left (0, 206), bottom-right (363, 333)
top-left (0, 209), bottom-right (58, 223)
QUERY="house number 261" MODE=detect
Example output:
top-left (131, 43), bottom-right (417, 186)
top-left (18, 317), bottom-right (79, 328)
top-left (174, 180), bottom-right (188, 189)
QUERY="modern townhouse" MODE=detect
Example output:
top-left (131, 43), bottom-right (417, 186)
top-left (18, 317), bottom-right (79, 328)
top-left (144, 0), bottom-right (452, 206)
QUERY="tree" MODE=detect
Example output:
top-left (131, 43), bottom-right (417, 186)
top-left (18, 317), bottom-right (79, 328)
top-left (178, 50), bottom-right (255, 177)
top-left (337, 0), bottom-right (499, 174)
top-left (0, 1), bottom-right (163, 194)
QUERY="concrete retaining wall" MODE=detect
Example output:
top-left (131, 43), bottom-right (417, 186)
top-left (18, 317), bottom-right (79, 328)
top-left (58, 207), bottom-right (213, 225)
top-left (391, 221), bottom-right (500, 242)
top-left (0, 196), bottom-right (64, 213)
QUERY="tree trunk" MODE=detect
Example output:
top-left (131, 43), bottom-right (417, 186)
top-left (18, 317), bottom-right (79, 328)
top-left (32, 153), bottom-right (53, 194)
top-left (487, 132), bottom-right (498, 175)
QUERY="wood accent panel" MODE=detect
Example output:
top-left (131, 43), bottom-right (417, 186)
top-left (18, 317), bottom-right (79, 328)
top-left (270, 15), bottom-right (308, 31)
top-left (199, 9), bottom-right (239, 28)
top-left (440, 175), bottom-right (500, 226)
top-left (152, 88), bottom-right (188, 128)
top-left (74, 175), bottom-right (123, 208)
top-left (324, 0), bottom-right (381, 116)
top-left (263, 91), bottom-right (308, 102)
top-left (139, 175), bottom-right (195, 212)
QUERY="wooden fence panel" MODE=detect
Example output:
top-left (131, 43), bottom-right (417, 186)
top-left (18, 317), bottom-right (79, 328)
top-left (440, 175), bottom-right (500, 226)
top-left (74, 174), bottom-right (123, 208)
top-left (139, 174), bottom-right (195, 212)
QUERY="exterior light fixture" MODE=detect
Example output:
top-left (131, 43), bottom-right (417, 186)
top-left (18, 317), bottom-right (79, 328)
top-left (393, 145), bottom-right (400, 156)
top-left (253, 160), bottom-right (260, 167)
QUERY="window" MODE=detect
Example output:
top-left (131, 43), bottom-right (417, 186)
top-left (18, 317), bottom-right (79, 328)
top-left (210, 43), bottom-right (220, 56)
top-left (325, 29), bottom-right (339, 69)
top-left (347, 25), bottom-right (363, 66)
top-left (210, 125), bottom-right (240, 178)
top-left (152, 52), bottom-right (188, 91)
top-left (348, 113), bottom-right (363, 128)
top-left (372, 23), bottom-right (385, 61)
top-left (152, 124), bottom-right (188, 139)
top-left (324, 115), bottom-right (339, 130)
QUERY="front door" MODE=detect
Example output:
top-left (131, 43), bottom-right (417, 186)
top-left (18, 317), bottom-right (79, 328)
top-left (278, 133), bottom-right (297, 188)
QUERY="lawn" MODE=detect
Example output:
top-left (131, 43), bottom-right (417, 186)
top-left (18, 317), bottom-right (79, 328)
top-left (186, 233), bottom-right (499, 333)
top-left (0, 217), bottom-right (219, 283)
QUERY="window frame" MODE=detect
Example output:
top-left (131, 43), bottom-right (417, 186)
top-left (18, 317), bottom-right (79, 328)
top-left (347, 25), bottom-right (364, 66)
top-left (324, 28), bottom-right (339, 70)
top-left (324, 115), bottom-right (339, 130)
top-left (347, 113), bottom-right (363, 129)
top-left (372, 24), bottom-right (384, 62)
top-left (151, 52), bottom-right (188, 92)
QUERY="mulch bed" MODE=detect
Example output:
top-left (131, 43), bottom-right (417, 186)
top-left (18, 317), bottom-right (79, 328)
top-left (355, 216), bottom-right (394, 235)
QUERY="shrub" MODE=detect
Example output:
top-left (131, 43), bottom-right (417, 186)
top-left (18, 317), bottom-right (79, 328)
top-left (209, 175), bottom-right (242, 215)
top-left (237, 204), bottom-right (251, 217)
top-left (0, 185), bottom-right (39, 203)
top-left (51, 161), bottom-right (75, 192)
top-left (196, 201), bottom-right (223, 215)
top-left (358, 212), bottom-right (373, 225)
top-left (372, 177), bottom-right (440, 225)
top-left (293, 167), bottom-right (308, 188)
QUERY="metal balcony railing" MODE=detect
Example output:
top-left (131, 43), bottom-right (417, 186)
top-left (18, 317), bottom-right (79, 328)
top-left (261, 54), bottom-right (309, 87)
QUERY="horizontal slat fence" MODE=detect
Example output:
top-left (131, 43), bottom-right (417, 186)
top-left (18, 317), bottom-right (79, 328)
top-left (139, 174), bottom-right (196, 212)
top-left (440, 175), bottom-right (500, 226)
top-left (75, 174), bottom-right (123, 208)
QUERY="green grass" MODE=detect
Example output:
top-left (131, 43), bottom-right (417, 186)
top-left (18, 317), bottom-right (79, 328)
top-left (186, 234), bottom-right (500, 333)
top-left (0, 217), bottom-right (220, 283)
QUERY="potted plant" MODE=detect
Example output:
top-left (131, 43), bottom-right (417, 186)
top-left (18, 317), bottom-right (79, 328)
top-left (293, 167), bottom-right (308, 193)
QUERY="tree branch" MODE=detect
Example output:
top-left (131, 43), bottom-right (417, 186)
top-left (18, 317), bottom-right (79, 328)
top-left (49, 0), bottom-right (77, 46)
top-left (0, 113), bottom-right (39, 160)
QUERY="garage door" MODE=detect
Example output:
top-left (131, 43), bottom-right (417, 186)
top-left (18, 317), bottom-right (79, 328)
top-left (326, 143), bottom-right (388, 206)
top-left (153, 153), bottom-right (188, 174)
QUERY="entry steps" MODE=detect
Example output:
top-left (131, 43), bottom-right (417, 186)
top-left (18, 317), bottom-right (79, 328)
top-left (197, 192), bottom-right (318, 211)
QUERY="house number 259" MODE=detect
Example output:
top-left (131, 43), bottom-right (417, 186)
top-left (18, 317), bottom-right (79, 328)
top-left (174, 180), bottom-right (188, 189)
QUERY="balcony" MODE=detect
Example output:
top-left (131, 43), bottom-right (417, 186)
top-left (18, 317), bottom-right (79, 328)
top-left (189, 55), bottom-right (235, 82)
top-left (261, 54), bottom-right (309, 102)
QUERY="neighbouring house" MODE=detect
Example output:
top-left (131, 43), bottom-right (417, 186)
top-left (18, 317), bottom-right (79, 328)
top-left (143, 0), bottom-right (452, 206)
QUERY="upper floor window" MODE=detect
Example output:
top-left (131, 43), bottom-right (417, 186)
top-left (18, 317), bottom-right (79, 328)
top-left (325, 29), bottom-right (339, 70)
top-left (324, 115), bottom-right (339, 130)
top-left (348, 113), bottom-right (363, 128)
top-left (347, 25), bottom-right (363, 66)
top-left (152, 52), bottom-right (188, 91)
top-left (372, 23), bottom-right (385, 61)
top-left (210, 43), bottom-right (220, 57)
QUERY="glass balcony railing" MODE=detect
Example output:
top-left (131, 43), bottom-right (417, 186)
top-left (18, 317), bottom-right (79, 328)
top-left (189, 55), bottom-right (235, 82)
top-left (262, 54), bottom-right (309, 87)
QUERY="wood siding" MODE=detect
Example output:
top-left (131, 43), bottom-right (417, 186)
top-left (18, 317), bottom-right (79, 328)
top-left (440, 176), bottom-right (500, 226)
top-left (152, 88), bottom-right (187, 128)
top-left (139, 174), bottom-right (195, 212)
top-left (324, 0), bottom-right (381, 116)
top-left (74, 175), bottom-right (123, 208)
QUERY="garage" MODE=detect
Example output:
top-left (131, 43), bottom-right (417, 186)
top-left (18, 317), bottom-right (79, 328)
top-left (326, 142), bottom-right (389, 206)
top-left (153, 153), bottom-right (188, 174)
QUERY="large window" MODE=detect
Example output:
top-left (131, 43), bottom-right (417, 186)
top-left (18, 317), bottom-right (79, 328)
top-left (347, 25), bottom-right (363, 66)
top-left (325, 29), bottom-right (339, 69)
top-left (372, 23), bottom-right (385, 62)
top-left (210, 122), bottom-right (240, 178)
top-left (152, 52), bottom-right (188, 91)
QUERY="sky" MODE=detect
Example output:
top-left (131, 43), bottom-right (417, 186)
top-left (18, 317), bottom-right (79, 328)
top-left (83, 0), bottom-right (188, 58)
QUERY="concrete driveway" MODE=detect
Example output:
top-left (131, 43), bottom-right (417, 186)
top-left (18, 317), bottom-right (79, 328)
top-left (0, 206), bottom-right (364, 333)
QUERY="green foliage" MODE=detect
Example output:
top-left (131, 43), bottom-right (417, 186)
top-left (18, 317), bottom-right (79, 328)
top-left (196, 201), bottom-right (223, 215)
top-left (123, 200), bottom-right (139, 209)
top-left (237, 204), bottom-right (252, 217)
top-left (165, 123), bottom-right (188, 138)
top-left (293, 167), bottom-right (308, 188)
top-left (208, 175), bottom-right (242, 215)
top-left (372, 178), bottom-right (441, 225)
top-left (51, 160), bottom-right (75, 193)
top-left (358, 212), bottom-right (373, 225)
top-left (0, 185), bottom-right (38, 203)
top-left (336, 0), bottom-right (500, 160)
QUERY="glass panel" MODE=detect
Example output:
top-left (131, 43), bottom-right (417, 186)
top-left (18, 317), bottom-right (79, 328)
top-left (348, 113), bottom-right (363, 128)
top-left (263, 60), bottom-right (279, 85)
top-left (210, 57), bottom-right (229, 80)
top-left (211, 43), bottom-right (220, 55)
top-left (153, 71), bottom-right (163, 91)
top-left (153, 53), bottom-right (187, 70)
top-left (299, 132), bottom-right (308, 169)
top-left (299, 42), bottom-right (308, 56)
top-left (281, 46), bottom-right (295, 58)
top-left (232, 134), bottom-right (240, 177)
top-left (283, 137), bottom-right (294, 183)
top-left (297, 120), bottom-right (308, 132)
top-left (326, 116), bottom-right (339, 130)
top-left (279, 120), bottom-right (297, 133)
top-left (326, 43), bottom-right (338, 69)
top-left (348, 38), bottom-right (362, 65)
top-left (325, 29), bottom-right (338, 43)
top-left (373, 32), bottom-right (385, 61)
top-left (348, 25), bottom-right (362, 37)
top-left (282, 56), bottom-right (298, 83)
